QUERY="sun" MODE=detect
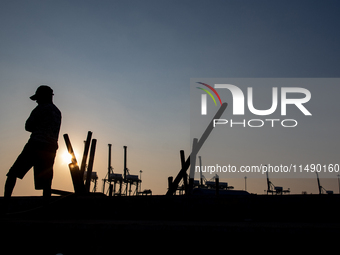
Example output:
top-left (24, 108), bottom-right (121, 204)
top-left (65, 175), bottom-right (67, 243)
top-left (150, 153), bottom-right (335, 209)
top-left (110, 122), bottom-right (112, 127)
top-left (59, 149), bottom-right (81, 166)
top-left (61, 150), bottom-right (73, 164)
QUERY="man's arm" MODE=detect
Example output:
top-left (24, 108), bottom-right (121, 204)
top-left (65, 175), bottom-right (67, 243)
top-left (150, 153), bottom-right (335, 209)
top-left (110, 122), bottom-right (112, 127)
top-left (25, 107), bottom-right (38, 132)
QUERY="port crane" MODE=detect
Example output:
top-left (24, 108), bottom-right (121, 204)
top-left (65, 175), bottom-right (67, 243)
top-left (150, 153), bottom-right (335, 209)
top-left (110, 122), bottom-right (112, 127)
top-left (316, 172), bottom-right (333, 194)
top-left (266, 170), bottom-right (290, 195)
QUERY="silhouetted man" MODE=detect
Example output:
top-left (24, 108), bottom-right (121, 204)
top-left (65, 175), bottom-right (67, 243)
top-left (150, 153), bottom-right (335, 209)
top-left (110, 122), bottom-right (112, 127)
top-left (4, 85), bottom-right (61, 201)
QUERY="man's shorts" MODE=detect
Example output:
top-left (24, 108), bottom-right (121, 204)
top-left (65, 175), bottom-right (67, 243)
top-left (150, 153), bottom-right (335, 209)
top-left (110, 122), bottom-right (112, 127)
top-left (7, 141), bottom-right (57, 190)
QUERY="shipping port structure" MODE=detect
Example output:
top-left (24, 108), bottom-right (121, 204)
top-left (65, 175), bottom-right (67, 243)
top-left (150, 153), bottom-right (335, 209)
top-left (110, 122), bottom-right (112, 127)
top-left (1, 103), bottom-right (339, 254)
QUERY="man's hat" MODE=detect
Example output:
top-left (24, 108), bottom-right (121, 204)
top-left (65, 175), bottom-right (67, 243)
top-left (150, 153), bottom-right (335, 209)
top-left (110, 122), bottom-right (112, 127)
top-left (30, 85), bottom-right (54, 101)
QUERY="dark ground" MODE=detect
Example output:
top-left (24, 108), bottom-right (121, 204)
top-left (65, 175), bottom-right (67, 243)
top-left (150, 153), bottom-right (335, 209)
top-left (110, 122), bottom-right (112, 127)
top-left (1, 194), bottom-right (339, 254)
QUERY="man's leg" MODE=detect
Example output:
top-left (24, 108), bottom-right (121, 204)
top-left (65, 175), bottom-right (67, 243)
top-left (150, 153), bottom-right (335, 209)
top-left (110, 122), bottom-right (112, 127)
top-left (36, 150), bottom-right (55, 203)
top-left (4, 175), bottom-right (17, 199)
top-left (5, 143), bottom-right (34, 199)
top-left (3, 176), bottom-right (17, 213)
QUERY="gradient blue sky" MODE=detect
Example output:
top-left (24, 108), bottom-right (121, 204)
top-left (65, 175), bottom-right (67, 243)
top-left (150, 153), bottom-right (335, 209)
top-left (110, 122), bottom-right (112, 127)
top-left (1, 0), bottom-right (340, 195)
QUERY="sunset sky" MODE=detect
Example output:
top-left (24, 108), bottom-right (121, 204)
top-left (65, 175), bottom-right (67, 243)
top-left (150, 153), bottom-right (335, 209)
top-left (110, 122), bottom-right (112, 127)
top-left (1, 0), bottom-right (340, 196)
